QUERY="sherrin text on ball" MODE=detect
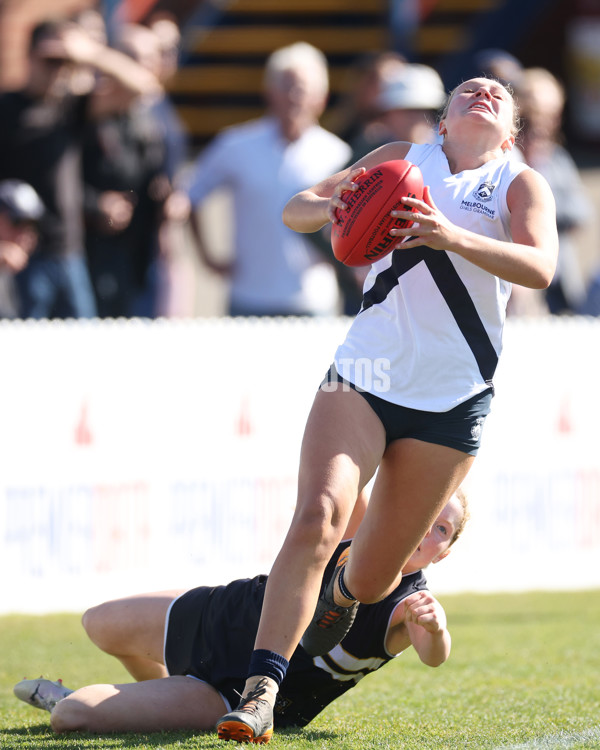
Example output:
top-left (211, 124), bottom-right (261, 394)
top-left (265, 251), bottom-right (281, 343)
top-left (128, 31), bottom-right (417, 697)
top-left (331, 160), bottom-right (424, 267)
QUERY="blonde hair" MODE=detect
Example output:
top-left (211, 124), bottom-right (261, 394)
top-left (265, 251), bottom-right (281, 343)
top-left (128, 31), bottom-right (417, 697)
top-left (449, 486), bottom-right (470, 547)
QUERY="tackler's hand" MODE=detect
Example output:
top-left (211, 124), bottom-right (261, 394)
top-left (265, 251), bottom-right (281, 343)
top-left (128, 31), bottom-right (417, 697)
top-left (401, 590), bottom-right (447, 634)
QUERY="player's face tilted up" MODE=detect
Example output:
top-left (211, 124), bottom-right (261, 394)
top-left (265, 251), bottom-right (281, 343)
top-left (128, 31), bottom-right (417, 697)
top-left (439, 78), bottom-right (518, 153)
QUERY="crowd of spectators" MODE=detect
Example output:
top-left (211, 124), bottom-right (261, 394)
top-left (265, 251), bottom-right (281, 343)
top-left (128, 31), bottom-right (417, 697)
top-left (0, 8), bottom-right (597, 320)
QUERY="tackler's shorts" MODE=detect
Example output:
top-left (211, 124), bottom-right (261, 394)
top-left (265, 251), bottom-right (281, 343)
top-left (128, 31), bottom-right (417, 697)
top-left (164, 577), bottom-right (267, 712)
top-left (321, 364), bottom-right (492, 456)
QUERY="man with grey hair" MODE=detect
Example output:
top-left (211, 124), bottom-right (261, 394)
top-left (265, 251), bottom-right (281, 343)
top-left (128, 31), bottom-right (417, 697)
top-left (170, 42), bottom-right (351, 316)
top-left (262, 42), bottom-right (330, 141)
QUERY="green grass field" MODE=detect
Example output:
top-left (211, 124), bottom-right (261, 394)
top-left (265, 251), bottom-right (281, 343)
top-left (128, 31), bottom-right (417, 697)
top-left (2, 590), bottom-right (600, 750)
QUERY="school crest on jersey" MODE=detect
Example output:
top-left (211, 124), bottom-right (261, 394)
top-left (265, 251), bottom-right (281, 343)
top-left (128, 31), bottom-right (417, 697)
top-left (460, 180), bottom-right (498, 218)
top-left (472, 181), bottom-right (496, 202)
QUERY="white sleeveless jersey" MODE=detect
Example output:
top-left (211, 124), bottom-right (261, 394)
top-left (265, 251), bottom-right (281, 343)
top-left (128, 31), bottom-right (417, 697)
top-left (334, 142), bottom-right (531, 411)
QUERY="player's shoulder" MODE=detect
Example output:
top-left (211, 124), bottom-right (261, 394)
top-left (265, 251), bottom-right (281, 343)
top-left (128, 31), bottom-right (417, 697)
top-left (400, 569), bottom-right (429, 594)
top-left (473, 151), bottom-right (534, 195)
top-left (395, 570), bottom-right (429, 605)
top-left (507, 163), bottom-right (553, 203)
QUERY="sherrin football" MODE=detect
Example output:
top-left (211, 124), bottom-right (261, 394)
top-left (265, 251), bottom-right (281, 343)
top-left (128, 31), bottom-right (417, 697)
top-left (331, 160), bottom-right (424, 267)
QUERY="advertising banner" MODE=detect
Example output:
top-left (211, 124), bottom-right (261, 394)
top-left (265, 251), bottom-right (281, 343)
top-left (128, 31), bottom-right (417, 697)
top-left (1, 317), bottom-right (599, 613)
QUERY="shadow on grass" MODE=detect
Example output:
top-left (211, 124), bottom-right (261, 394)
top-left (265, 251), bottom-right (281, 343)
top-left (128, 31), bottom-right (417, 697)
top-left (1, 724), bottom-right (216, 747)
top-left (2, 724), bottom-right (341, 747)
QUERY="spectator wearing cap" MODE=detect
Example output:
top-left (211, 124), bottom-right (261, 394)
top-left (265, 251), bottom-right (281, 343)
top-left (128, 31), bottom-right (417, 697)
top-left (377, 64), bottom-right (447, 143)
top-left (346, 63), bottom-right (447, 164)
top-left (0, 180), bottom-right (44, 318)
top-left (330, 50), bottom-right (407, 146)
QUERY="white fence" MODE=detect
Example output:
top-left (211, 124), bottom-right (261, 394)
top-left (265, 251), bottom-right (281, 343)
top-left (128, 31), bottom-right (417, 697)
top-left (1, 316), bottom-right (599, 613)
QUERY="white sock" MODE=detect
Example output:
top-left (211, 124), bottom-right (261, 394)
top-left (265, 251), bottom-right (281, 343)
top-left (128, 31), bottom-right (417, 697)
top-left (244, 675), bottom-right (278, 706)
top-left (334, 566), bottom-right (357, 607)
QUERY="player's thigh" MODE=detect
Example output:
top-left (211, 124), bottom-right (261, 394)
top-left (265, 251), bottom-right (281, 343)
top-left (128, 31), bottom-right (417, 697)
top-left (51, 675), bottom-right (226, 733)
top-left (346, 438), bottom-right (474, 600)
top-left (296, 384), bottom-right (386, 530)
top-left (82, 590), bottom-right (184, 661)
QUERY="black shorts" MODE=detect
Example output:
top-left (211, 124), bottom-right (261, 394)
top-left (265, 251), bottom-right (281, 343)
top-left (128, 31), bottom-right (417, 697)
top-left (164, 577), bottom-right (267, 712)
top-left (322, 364), bottom-right (492, 455)
top-left (163, 542), bottom-right (412, 729)
top-left (164, 575), bottom-right (342, 728)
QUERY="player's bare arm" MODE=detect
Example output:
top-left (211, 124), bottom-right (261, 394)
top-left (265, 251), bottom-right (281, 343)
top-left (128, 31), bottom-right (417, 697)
top-left (386, 591), bottom-right (451, 666)
top-left (42, 23), bottom-right (162, 122)
top-left (282, 142), bottom-right (412, 233)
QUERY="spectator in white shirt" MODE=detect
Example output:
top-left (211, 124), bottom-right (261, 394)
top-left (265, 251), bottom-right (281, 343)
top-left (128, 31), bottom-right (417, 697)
top-left (167, 42), bottom-right (351, 317)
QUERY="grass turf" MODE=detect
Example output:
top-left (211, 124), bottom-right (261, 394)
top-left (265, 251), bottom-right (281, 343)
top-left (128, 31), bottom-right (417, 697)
top-left (1, 590), bottom-right (600, 749)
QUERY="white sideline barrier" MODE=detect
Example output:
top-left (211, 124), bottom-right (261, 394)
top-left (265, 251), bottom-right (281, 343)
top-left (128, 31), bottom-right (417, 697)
top-left (0, 316), bottom-right (599, 613)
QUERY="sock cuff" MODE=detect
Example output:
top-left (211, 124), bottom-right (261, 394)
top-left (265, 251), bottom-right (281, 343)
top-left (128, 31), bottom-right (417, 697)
top-left (337, 566), bottom-right (356, 602)
top-left (248, 649), bottom-right (289, 687)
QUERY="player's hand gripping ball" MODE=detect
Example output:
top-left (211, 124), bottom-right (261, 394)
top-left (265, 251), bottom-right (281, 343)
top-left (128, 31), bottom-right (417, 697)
top-left (331, 160), bottom-right (424, 267)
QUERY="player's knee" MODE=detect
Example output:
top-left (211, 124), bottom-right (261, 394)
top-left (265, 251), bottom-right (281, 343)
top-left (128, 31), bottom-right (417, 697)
top-left (286, 510), bottom-right (339, 566)
top-left (347, 571), bottom-right (400, 605)
top-left (50, 695), bottom-right (89, 733)
top-left (290, 497), bottom-right (346, 558)
top-left (81, 604), bottom-right (102, 644)
top-left (81, 602), bottom-right (118, 653)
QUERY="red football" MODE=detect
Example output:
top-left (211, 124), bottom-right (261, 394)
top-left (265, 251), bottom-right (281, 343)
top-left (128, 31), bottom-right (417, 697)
top-left (331, 160), bottom-right (424, 267)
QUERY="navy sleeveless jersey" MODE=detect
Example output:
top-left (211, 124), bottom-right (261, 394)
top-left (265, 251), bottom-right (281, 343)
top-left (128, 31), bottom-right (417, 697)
top-left (165, 540), bottom-right (428, 727)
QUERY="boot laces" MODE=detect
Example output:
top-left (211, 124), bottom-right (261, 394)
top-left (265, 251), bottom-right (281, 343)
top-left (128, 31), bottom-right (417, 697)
top-left (235, 679), bottom-right (270, 715)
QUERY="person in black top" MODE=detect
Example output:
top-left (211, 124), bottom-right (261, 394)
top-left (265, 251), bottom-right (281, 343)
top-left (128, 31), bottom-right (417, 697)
top-left (81, 22), bottom-right (172, 318)
top-left (13, 489), bottom-right (468, 735)
top-left (0, 18), bottom-right (161, 319)
top-left (0, 179), bottom-right (44, 317)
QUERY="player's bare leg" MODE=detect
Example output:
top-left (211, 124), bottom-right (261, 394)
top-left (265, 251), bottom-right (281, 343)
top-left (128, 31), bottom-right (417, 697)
top-left (254, 385), bottom-right (384, 659)
top-left (217, 385), bottom-right (385, 743)
top-left (345, 437), bottom-right (474, 602)
top-left (82, 591), bottom-right (183, 680)
top-left (302, 436), bottom-right (474, 656)
top-left (50, 676), bottom-right (227, 733)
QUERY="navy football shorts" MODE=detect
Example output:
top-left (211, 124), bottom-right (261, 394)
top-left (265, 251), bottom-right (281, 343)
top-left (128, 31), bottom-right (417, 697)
top-left (164, 577), bottom-right (267, 712)
top-left (322, 364), bottom-right (492, 456)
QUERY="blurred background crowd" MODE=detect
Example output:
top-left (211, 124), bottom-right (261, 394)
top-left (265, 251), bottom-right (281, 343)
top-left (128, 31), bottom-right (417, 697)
top-left (0, 0), bottom-right (598, 321)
